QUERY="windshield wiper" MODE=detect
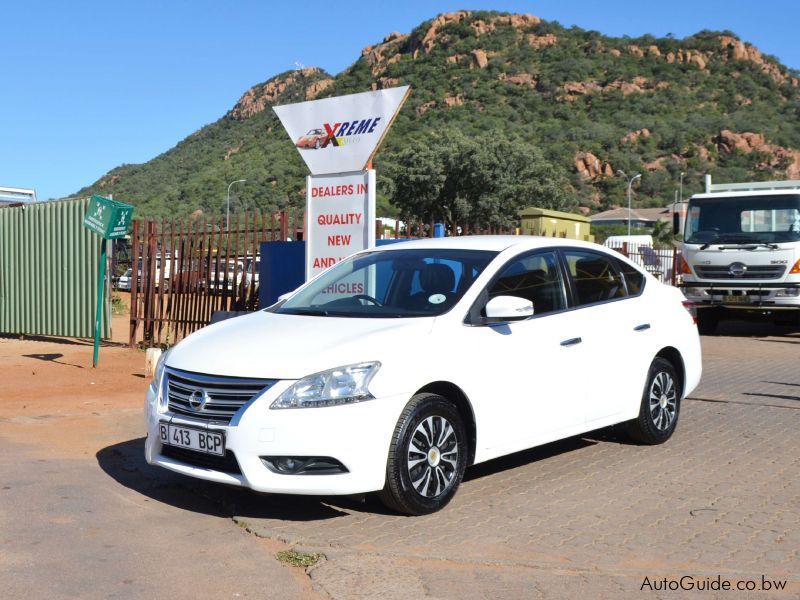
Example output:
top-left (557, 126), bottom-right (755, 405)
top-left (699, 234), bottom-right (778, 250)
top-left (717, 242), bottom-right (778, 250)
top-left (280, 308), bottom-right (330, 316)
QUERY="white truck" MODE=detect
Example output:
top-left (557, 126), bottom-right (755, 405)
top-left (679, 175), bottom-right (800, 333)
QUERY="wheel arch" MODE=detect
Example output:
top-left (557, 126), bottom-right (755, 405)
top-left (655, 346), bottom-right (686, 397)
top-left (415, 381), bottom-right (477, 465)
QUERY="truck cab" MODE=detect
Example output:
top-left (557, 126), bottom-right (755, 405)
top-left (680, 176), bottom-right (800, 333)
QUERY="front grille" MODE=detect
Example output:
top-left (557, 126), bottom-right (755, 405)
top-left (161, 445), bottom-right (242, 475)
top-left (694, 264), bottom-right (786, 280)
top-left (165, 368), bottom-right (276, 424)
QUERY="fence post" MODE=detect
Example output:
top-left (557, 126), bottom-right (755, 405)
top-left (280, 211), bottom-right (288, 240)
top-left (129, 220), bottom-right (140, 348)
top-left (672, 248), bottom-right (679, 286)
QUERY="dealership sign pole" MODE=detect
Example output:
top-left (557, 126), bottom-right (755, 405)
top-left (83, 194), bottom-right (134, 367)
top-left (273, 85), bottom-right (410, 279)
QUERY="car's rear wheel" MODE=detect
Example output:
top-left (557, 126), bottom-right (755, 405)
top-left (379, 393), bottom-right (467, 515)
top-left (627, 357), bottom-right (681, 445)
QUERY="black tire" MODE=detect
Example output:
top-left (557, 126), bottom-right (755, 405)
top-left (627, 357), bottom-right (682, 445)
top-left (774, 310), bottom-right (800, 329)
top-left (379, 393), bottom-right (468, 515)
top-left (696, 308), bottom-right (719, 335)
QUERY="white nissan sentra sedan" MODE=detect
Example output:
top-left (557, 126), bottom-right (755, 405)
top-left (145, 236), bottom-right (701, 515)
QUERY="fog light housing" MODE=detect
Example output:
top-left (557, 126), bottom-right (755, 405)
top-left (683, 287), bottom-right (707, 297)
top-left (261, 456), bottom-right (349, 475)
top-left (775, 288), bottom-right (800, 297)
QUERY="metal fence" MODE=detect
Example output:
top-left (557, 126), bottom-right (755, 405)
top-left (129, 210), bottom-right (304, 347)
top-left (0, 197), bottom-right (110, 338)
top-left (607, 243), bottom-right (679, 286)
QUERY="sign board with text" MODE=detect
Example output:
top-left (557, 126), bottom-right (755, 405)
top-left (306, 170), bottom-right (375, 280)
top-left (274, 86), bottom-right (410, 175)
top-left (83, 194), bottom-right (134, 240)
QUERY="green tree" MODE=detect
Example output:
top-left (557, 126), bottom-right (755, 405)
top-left (385, 133), bottom-right (578, 228)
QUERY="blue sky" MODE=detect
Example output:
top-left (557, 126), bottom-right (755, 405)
top-left (2, 1), bottom-right (798, 200)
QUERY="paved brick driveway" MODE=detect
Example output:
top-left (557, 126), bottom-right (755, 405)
top-left (185, 322), bottom-right (799, 598)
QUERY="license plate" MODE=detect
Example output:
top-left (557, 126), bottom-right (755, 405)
top-left (723, 295), bottom-right (750, 303)
top-left (159, 423), bottom-right (225, 456)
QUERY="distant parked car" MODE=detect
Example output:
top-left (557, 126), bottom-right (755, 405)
top-left (208, 259), bottom-right (245, 292)
top-left (245, 256), bottom-right (260, 287)
top-left (116, 268), bottom-right (132, 291)
top-left (295, 128), bottom-right (329, 149)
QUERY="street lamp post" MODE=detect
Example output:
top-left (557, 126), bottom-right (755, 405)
top-left (226, 179), bottom-right (247, 229)
top-left (679, 171), bottom-right (686, 203)
top-left (617, 170), bottom-right (642, 237)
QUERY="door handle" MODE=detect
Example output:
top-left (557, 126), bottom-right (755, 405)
top-left (634, 323), bottom-right (651, 332)
top-left (560, 337), bottom-right (582, 347)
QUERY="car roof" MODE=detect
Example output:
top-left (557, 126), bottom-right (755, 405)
top-left (371, 235), bottom-right (606, 253)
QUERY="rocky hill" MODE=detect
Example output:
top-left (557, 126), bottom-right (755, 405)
top-left (74, 10), bottom-right (800, 218)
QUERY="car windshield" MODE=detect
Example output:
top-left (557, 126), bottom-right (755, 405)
top-left (272, 248), bottom-right (498, 318)
top-left (685, 194), bottom-right (800, 244)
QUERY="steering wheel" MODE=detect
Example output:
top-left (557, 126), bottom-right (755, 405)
top-left (353, 294), bottom-right (383, 306)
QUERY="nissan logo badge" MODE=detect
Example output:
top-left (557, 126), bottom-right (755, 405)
top-left (728, 262), bottom-right (747, 278)
top-left (188, 389), bottom-right (207, 411)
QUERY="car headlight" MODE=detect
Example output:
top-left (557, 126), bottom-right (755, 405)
top-left (270, 362), bottom-right (381, 409)
top-left (149, 349), bottom-right (171, 408)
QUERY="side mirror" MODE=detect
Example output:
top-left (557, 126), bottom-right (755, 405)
top-left (484, 295), bottom-right (534, 322)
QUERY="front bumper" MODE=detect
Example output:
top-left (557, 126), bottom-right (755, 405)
top-left (680, 281), bottom-right (800, 310)
top-left (144, 381), bottom-right (410, 495)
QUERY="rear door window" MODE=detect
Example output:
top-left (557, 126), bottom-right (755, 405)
top-left (562, 250), bottom-right (627, 306)
top-left (613, 257), bottom-right (646, 296)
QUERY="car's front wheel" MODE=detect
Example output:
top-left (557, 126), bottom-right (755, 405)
top-left (627, 357), bottom-right (681, 445)
top-left (379, 393), bottom-right (467, 515)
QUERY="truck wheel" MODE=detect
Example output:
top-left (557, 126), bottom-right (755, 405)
top-left (774, 311), bottom-right (800, 329)
top-left (697, 309), bottom-right (719, 335)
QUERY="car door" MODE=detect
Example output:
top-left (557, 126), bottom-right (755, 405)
top-left (559, 249), bottom-right (641, 422)
top-left (610, 255), bottom-right (659, 414)
top-left (458, 250), bottom-right (588, 455)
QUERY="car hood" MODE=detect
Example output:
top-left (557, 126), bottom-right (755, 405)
top-left (166, 310), bottom-right (434, 379)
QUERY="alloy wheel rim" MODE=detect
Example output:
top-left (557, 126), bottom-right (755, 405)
top-left (649, 371), bottom-right (677, 431)
top-left (407, 415), bottom-right (459, 498)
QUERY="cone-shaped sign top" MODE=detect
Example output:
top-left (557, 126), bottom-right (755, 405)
top-left (273, 85), bottom-right (410, 175)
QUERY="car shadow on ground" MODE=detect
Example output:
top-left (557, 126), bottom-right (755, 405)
top-left (96, 437), bottom-right (359, 521)
top-left (464, 436), bottom-right (598, 482)
top-left (97, 431), bottom-right (621, 519)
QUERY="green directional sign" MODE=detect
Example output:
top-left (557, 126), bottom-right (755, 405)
top-left (83, 194), bottom-right (133, 240)
top-left (82, 194), bottom-right (134, 367)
